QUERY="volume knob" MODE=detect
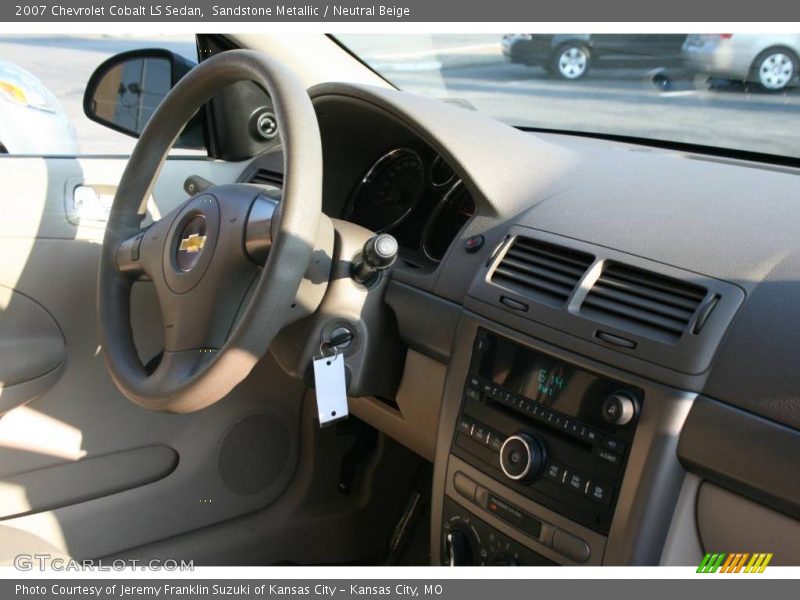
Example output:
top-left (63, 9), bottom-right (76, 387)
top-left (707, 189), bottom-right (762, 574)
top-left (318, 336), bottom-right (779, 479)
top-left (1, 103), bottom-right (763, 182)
top-left (499, 432), bottom-right (545, 482)
top-left (601, 391), bottom-right (638, 426)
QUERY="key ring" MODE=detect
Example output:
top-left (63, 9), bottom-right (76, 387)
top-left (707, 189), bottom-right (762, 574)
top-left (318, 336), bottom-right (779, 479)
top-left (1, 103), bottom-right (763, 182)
top-left (319, 341), bottom-right (339, 362)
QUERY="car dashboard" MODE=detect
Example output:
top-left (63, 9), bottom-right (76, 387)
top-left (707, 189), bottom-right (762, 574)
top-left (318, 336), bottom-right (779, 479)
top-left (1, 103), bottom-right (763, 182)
top-left (243, 82), bottom-right (800, 566)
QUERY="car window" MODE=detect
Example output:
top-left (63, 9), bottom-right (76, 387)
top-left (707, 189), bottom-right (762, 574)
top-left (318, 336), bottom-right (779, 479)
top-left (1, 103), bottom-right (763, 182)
top-left (337, 33), bottom-right (800, 159)
top-left (0, 34), bottom-right (199, 156)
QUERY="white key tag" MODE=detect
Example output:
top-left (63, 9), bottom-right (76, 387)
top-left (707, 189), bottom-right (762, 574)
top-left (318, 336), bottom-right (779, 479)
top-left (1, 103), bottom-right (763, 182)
top-left (313, 344), bottom-right (349, 427)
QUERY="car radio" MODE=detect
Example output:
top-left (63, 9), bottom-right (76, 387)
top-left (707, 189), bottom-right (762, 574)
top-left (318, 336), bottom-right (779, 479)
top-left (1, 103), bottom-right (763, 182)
top-left (450, 328), bottom-right (643, 535)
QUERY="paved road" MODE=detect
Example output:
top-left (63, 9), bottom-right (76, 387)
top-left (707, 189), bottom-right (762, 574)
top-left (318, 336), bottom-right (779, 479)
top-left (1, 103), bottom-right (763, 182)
top-left (1, 34), bottom-right (799, 159)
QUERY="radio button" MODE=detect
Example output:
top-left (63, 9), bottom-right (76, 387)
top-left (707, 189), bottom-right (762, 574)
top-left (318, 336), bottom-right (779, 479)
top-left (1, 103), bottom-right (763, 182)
top-left (472, 424), bottom-right (489, 445)
top-left (543, 462), bottom-right (563, 482)
top-left (457, 418), bottom-right (473, 435)
top-left (596, 448), bottom-right (623, 467)
top-left (587, 481), bottom-right (612, 505)
top-left (579, 427), bottom-right (599, 444)
top-left (488, 433), bottom-right (504, 453)
top-left (565, 471), bottom-right (586, 493)
top-left (601, 437), bottom-right (626, 453)
top-left (465, 388), bottom-right (481, 402)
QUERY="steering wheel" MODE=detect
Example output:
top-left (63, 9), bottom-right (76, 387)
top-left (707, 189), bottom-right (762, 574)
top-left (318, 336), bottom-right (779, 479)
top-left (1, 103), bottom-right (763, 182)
top-left (98, 50), bottom-right (322, 413)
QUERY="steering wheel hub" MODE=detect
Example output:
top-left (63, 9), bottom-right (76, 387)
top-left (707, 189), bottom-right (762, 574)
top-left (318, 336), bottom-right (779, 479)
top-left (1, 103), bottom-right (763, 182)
top-left (164, 195), bottom-right (220, 293)
top-left (176, 215), bottom-right (208, 270)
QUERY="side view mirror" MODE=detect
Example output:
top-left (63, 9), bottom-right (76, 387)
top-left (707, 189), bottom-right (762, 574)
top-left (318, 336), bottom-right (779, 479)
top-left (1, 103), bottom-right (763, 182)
top-left (83, 48), bottom-right (204, 149)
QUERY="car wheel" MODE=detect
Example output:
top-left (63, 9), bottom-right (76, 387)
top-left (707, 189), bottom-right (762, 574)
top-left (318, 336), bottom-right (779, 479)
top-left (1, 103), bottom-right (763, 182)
top-left (752, 48), bottom-right (798, 91)
top-left (551, 44), bottom-right (590, 80)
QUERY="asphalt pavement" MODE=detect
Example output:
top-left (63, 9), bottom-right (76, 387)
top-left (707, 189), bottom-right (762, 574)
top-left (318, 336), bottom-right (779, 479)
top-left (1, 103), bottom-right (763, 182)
top-left (1, 34), bottom-right (798, 159)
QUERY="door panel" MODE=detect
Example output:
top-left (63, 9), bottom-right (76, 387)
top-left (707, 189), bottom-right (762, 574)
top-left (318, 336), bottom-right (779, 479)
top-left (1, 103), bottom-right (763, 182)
top-left (0, 155), bottom-right (309, 559)
top-left (0, 285), bottom-right (65, 413)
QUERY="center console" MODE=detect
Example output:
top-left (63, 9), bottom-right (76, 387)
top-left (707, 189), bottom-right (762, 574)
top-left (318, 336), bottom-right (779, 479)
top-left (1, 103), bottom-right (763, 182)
top-left (434, 322), bottom-right (694, 566)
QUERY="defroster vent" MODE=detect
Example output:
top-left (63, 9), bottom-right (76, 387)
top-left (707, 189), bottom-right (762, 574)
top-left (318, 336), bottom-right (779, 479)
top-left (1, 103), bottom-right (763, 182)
top-left (581, 262), bottom-right (707, 343)
top-left (491, 237), bottom-right (594, 307)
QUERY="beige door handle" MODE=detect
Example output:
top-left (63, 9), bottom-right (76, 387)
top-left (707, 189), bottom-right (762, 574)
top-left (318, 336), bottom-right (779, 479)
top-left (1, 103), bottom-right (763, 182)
top-left (65, 181), bottom-right (114, 225)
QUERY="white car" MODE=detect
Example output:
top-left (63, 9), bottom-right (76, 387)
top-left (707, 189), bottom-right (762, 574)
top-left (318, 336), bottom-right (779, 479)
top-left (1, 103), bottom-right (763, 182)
top-left (0, 60), bottom-right (78, 154)
top-left (683, 34), bottom-right (800, 91)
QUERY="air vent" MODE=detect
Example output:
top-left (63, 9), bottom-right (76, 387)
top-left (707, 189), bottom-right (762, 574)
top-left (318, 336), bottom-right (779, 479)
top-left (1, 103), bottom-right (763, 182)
top-left (581, 262), bottom-right (707, 343)
top-left (491, 237), bottom-right (594, 307)
top-left (248, 168), bottom-right (283, 187)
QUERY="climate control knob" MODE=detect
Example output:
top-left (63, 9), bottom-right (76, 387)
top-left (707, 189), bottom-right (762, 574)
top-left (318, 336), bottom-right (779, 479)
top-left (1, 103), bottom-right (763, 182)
top-left (499, 432), bottom-right (545, 482)
top-left (601, 391), bottom-right (638, 426)
top-left (445, 528), bottom-right (474, 566)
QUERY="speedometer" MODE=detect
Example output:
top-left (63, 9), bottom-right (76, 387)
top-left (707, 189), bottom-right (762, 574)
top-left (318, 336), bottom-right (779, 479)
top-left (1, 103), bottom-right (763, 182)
top-left (422, 180), bottom-right (476, 262)
top-left (344, 148), bottom-right (426, 232)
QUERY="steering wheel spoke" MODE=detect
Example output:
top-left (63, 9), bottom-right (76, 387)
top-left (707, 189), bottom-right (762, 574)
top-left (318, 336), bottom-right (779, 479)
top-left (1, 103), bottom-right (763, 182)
top-left (115, 216), bottom-right (169, 280)
top-left (157, 259), bottom-right (259, 353)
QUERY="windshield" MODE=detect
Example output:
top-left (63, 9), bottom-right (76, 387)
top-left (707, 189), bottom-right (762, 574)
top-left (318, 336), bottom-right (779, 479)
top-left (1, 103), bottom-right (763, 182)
top-left (337, 33), bottom-right (800, 159)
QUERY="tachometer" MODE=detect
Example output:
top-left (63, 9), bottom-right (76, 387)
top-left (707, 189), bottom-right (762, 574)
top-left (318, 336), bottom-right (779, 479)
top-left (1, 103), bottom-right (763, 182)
top-left (422, 180), bottom-right (476, 262)
top-left (344, 148), bottom-right (426, 232)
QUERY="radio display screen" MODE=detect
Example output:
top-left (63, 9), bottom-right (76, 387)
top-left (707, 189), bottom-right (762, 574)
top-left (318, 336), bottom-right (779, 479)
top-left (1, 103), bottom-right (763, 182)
top-left (477, 333), bottom-right (603, 418)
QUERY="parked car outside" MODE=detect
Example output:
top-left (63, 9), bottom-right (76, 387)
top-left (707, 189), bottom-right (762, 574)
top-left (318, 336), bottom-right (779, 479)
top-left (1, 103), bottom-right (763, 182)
top-left (502, 34), bottom-right (687, 80)
top-left (683, 34), bottom-right (800, 91)
top-left (0, 60), bottom-right (78, 154)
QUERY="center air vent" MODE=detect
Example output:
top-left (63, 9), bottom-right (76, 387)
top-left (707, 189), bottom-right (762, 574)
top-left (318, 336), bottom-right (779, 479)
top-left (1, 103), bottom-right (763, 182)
top-left (491, 237), bottom-right (594, 307)
top-left (581, 262), bottom-right (707, 343)
top-left (247, 168), bottom-right (283, 187)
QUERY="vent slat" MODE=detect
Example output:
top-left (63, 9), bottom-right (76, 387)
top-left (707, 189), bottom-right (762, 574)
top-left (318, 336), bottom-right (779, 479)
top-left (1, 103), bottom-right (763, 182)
top-left (581, 262), bottom-right (706, 343)
top-left (589, 283), bottom-right (696, 323)
top-left (505, 249), bottom-right (587, 279)
top-left (490, 237), bottom-right (594, 307)
top-left (593, 276), bottom-right (701, 311)
top-left (582, 296), bottom-right (687, 335)
top-left (512, 240), bottom-right (593, 270)
top-left (602, 265), bottom-right (705, 302)
top-left (493, 269), bottom-right (573, 297)
top-left (499, 257), bottom-right (581, 288)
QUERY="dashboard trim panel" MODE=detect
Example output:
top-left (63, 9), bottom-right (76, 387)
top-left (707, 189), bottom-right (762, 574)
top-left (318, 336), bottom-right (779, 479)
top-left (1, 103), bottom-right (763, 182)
top-left (678, 396), bottom-right (800, 520)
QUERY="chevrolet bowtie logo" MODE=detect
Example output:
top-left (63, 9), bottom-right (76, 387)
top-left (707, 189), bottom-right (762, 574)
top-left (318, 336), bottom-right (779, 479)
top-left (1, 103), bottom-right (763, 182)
top-left (179, 233), bottom-right (206, 253)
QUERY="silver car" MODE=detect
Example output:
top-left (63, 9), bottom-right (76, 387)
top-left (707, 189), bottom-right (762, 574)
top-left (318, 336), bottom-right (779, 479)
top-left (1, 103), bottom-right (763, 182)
top-left (0, 60), bottom-right (78, 154)
top-left (683, 34), bottom-right (800, 91)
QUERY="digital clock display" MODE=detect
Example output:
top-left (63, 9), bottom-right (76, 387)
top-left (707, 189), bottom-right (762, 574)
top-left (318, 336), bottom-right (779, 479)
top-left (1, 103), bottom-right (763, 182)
top-left (477, 333), bottom-right (602, 418)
